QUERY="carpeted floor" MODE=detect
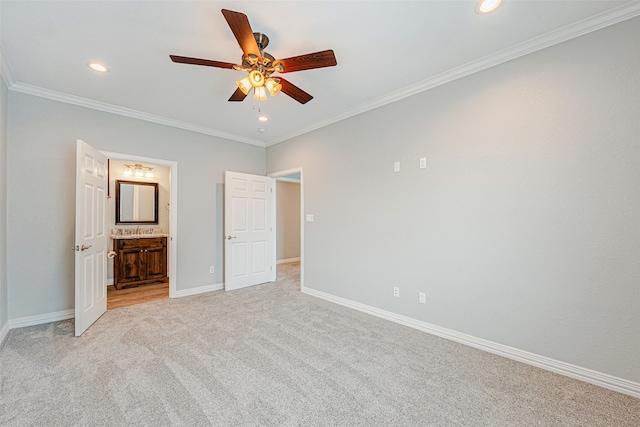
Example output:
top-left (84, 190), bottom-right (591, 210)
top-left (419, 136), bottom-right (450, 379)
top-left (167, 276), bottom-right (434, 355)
top-left (1, 262), bottom-right (638, 426)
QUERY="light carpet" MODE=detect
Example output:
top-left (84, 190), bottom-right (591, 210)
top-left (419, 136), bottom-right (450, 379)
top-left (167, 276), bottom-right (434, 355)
top-left (1, 262), bottom-right (638, 426)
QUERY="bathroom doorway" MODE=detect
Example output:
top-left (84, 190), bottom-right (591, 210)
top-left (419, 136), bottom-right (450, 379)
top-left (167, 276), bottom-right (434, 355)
top-left (103, 152), bottom-right (178, 309)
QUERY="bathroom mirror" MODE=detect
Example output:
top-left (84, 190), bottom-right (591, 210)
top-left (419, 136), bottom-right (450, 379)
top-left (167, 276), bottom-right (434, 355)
top-left (115, 180), bottom-right (159, 224)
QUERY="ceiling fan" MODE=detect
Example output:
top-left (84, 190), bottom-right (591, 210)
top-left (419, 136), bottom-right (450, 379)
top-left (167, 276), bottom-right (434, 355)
top-left (170, 9), bottom-right (337, 104)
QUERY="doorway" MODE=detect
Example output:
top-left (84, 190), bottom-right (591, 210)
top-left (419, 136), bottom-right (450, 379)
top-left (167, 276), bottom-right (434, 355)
top-left (269, 167), bottom-right (304, 290)
top-left (102, 151), bottom-right (178, 308)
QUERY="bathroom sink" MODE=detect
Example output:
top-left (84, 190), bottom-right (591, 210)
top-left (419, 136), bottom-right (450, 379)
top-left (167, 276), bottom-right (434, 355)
top-left (111, 233), bottom-right (169, 239)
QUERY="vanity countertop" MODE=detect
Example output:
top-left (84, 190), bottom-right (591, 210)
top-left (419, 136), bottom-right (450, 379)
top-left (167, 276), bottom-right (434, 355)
top-left (111, 234), bottom-right (169, 240)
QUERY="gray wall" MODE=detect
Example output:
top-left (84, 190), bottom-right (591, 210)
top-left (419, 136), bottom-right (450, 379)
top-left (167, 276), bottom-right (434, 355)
top-left (276, 180), bottom-right (300, 261)
top-left (7, 92), bottom-right (265, 319)
top-left (267, 17), bottom-right (640, 383)
top-left (0, 78), bottom-right (8, 331)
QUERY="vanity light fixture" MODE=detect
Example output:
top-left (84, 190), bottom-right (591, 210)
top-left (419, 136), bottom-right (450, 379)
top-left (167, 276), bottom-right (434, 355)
top-left (124, 163), bottom-right (154, 178)
top-left (87, 62), bottom-right (109, 73)
top-left (476, 0), bottom-right (502, 14)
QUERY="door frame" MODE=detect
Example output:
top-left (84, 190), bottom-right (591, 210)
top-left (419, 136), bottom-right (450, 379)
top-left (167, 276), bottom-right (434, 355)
top-left (102, 151), bottom-right (178, 298)
top-left (268, 167), bottom-right (304, 291)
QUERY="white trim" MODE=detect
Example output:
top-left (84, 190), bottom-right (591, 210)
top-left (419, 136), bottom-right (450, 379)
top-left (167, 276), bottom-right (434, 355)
top-left (302, 287), bottom-right (640, 399)
top-left (277, 257), bottom-right (300, 265)
top-left (274, 176), bottom-right (300, 184)
top-left (0, 321), bottom-right (9, 349)
top-left (264, 3), bottom-right (640, 146)
top-left (0, 46), bottom-right (16, 88)
top-left (172, 283), bottom-right (223, 298)
top-left (8, 309), bottom-right (75, 329)
top-left (101, 151), bottom-right (179, 299)
top-left (268, 167), bottom-right (304, 290)
top-left (106, 278), bottom-right (114, 287)
top-left (9, 82), bottom-right (265, 147)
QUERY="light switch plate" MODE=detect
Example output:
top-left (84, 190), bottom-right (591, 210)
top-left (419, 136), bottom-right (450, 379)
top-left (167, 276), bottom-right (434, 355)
top-left (420, 158), bottom-right (427, 169)
top-left (394, 161), bottom-right (400, 172)
top-left (306, 214), bottom-right (314, 222)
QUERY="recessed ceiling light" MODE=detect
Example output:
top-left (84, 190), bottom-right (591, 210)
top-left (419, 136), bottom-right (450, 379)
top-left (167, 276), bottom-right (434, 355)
top-left (258, 116), bottom-right (268, 122)
top-left (87, 62), bottom-right (109, 73)
top-left (476, 0), bottom-right (502, 14)
top-left (258, 128), bottom-right (267, 133)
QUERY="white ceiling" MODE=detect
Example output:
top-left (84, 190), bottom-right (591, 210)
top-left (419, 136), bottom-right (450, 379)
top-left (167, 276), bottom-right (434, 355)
top-left (2, 1), bottom-right (639, 147)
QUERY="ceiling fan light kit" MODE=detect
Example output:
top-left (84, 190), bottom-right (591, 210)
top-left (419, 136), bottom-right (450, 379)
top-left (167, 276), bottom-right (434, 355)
top-left (170, 9), bottom-right (337, 105)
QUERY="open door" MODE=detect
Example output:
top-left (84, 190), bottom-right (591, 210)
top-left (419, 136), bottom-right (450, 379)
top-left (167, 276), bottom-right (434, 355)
top-left (224, 171), bottom-right (275, 291)
top-left (74, 140), bottom-right (108, 336)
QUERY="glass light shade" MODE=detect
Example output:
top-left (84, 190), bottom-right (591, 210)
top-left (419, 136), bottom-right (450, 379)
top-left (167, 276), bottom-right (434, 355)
top-left (265, 78), bottom-right (282, 97)
top-left (124, 165), bottom-right (133, 176)
top-left (253, 86), bottom-right (267, 101)
top-left (273, 61), bottom-right (284, 73)
top-left (249, 70), bottom-right (265, 87)
top-left (146, 169), bottom-right (154, 178)
top-left (134, 165), bottom-right (144, 177)
top-left (236, 77), bottom-right (252, 95)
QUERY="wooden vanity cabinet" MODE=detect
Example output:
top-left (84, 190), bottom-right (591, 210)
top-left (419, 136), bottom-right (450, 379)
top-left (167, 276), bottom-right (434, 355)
top-left (113, 237), bottom-right (168, 289)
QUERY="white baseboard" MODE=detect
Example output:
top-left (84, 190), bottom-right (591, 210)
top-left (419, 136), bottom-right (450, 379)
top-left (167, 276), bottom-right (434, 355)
top-left (277, 257), bottom-right (300, 265)
top-left (0, 320), bottom-right (9, 349)
top-left (106, 278), bottom-right (114, 286)
top-left (302, 287), bottom-right (640, 399)
top-left (8, 309), bottom-right (75, 329)
top-left (172, 282), bottom-right (223, 298)
top-left (4, 282), bottom-right (224, 332)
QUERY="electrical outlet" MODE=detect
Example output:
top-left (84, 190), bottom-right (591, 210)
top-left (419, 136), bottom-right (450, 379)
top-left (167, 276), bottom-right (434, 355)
top-left (393, 286), bottom-right (400, 298)
top-left (393, 161), bottom-right (400, 172)
top-left (419, 157), bottom-right (427, 169)
top-left (209, 266), bottom-right (215, 274)
top-left (419, 292), bottom-right (426, 304)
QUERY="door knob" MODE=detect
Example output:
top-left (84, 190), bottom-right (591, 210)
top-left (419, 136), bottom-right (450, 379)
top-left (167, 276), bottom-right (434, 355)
top-left (226, 236), bottom-right (237, 240)
top-left (81, 244), bottom-right (92, 251)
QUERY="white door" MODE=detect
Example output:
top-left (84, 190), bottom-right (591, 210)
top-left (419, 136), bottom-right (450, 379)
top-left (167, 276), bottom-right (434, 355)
top-left (224, 171), bottom-right (275, 291)
top-left (74, 139), bottom-right (108, 336)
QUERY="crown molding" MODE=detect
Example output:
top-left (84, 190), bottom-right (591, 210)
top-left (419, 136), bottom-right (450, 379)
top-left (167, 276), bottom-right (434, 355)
top-left (3, 3), bottom-right (639, 148)
top-left (1, 45), bottom-right (17, 88)
top-left (9, 82), bottom-right (267, 147)
top-left (265, 2), bottom-right (640, 147)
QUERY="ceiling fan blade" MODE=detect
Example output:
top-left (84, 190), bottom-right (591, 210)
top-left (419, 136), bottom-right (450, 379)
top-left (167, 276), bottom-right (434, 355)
top-left (221, 9), bottom-right (261, 59)
top-left (279, 78), bottom-right (313, 104)
top-left (170, 55), bottom-right (236, 69)
top-left (278, 50), bottom-right (337, 73)
top-left (228, 87), bottom-right (248, 102)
